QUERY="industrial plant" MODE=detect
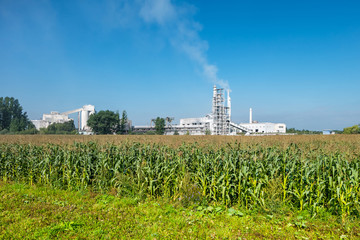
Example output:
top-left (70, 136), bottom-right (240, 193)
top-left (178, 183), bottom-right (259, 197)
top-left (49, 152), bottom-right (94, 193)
top-left (32, 105), bottom-right (95, 133)
top-left (133, 85), bottom-right (286, 135)
top-left (31, 86), bottom-right (286, 135)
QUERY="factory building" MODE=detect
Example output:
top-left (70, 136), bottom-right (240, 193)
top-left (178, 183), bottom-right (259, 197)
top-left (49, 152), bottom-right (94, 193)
top-left (173, 116), bottom-right (213, 135)
top-left (134, 85), bottom-right (286, 135)
top-left (240, 122), bottom-right (286, 134)
top-left (237, 108), bottom-right (286, 134)
top-left (31, 105), bottom-right (95, 133)
top-left (152, 85), bottom-right (286, 135)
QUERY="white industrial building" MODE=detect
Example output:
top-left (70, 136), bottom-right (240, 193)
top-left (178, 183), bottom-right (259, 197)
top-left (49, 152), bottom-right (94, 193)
top-left (237, 108), bottom-right (286, 134)
top-left (32, 105), bottom-right (95, 133)
top-left (133, 85), bottom-right (286, 135)
top-left (240, 122), bottom-right (286, 134)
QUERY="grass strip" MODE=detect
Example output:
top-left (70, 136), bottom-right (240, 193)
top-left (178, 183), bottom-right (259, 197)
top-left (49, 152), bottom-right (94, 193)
top-left (1, 181), bottom-right (359, 239)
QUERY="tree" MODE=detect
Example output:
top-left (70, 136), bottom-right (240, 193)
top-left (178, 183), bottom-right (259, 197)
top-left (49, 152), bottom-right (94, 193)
top-left (173, 129), bottom-right (179, 135)
top-left (154, 117), bottom-right (165, 135)
top-left (119, 110), bottom-right (128, 135)
top-left (343, 124), bottom-right (360, 134)
top-left (0, 97), bottom-right (36, 133)
top-left (205, 129), bottom-right (211, 135)
top-left (87, 110), bottom-right (120, 134)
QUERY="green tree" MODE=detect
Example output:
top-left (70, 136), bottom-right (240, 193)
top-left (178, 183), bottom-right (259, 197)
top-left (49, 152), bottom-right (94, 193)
top-left (343, 124), bottom-right (360, 134)
top-left (154, 117), bottom-right (165, 135)
top-left (87, 110), bottom-right (120, 134)
top-left (119, 110), bottom-right (128, 135)
top-left (173, 129), bottom-right (179, 135)
top-left (205, 129), bottom-right (211, 135)
top-left (0, 97), bottom-right (36, 133)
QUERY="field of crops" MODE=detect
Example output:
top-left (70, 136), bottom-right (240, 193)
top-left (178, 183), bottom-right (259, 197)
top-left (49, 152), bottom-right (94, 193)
top-left (1, 135), bottom-right (360, 221)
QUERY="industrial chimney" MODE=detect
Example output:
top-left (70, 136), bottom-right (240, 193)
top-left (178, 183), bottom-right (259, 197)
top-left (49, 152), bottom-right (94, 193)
top-left (227, 89), bottom-right (231, 120)
top-left (212, 85), bottom-right (217, 115)
top-left (249, 108), bottom-right (252, 123)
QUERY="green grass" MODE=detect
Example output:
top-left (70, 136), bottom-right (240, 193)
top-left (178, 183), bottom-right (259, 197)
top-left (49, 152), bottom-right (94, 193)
top-left (1, 181), bottom-right (359, 239)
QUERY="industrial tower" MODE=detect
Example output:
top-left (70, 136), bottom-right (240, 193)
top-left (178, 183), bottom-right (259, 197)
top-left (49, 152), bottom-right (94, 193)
top-left (212, 85), bottom-right (230, 135)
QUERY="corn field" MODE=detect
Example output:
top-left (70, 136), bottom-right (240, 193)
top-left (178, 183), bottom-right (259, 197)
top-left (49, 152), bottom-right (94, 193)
top-left (1, 140), bottom-right (360, 217)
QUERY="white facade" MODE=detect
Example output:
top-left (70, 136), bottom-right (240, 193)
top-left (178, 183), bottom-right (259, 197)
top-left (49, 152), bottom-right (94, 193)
top-left (31, 105), bottom-right (95, 132)
top-left (32, 111), bottom-right (71, 130)
top-left (31, 120), bottom-right (50, 130)
top-left (42, 112), bottom-right (70, 123)
top-left (239, 122), bottom-right (286, 134)
top-left (167, 115), bottom-right (213, 135)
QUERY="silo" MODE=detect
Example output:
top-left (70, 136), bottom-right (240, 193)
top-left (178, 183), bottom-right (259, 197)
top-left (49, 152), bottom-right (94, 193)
top-left (81, 110), bottom-right (89, 131)
top-left (81, 105), bottom-right (95, 131)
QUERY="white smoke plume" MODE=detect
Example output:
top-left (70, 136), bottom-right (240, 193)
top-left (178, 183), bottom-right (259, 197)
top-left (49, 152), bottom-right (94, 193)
top-left (106, 0), bottom-right (229, 90)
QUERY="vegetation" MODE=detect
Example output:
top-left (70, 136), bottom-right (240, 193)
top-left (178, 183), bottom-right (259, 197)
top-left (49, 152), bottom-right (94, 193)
top-left (1, 135), bottom-right (360, 238)
top-left (154, 117), bottom-right (165, 135)
top-left (87, 110), bottom-right (130, 135)
top-left (87, 110), bottom-right (120, 135)
top-left (39, 120), bottom-right (76, 135)
top-left (286, 128), bottom-right (322, 135)
top-left (1, 134), bottom-right (360, 152)
top-left (343, 124), bottom-right (360, 134)
top-left (1, 181), bottom-right (358, 239)
top-left (0, 97), bottom-right (37, 134)
top-left (1, 139), bottom-right (360, 218)
top-left (119, 110), bottom-right (129, 135)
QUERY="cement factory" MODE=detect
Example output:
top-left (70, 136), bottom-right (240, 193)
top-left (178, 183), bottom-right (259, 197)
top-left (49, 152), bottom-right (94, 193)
top-left (133, 85), bottom-right (286, 135)
top-left (32, 105), bottom-right (95, 133)
top-left (32, 86), bottom-right (286, 135)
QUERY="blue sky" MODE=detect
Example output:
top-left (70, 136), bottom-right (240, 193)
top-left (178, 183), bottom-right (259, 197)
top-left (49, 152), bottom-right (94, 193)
top-left (1, 0), bottom-right (359, 130)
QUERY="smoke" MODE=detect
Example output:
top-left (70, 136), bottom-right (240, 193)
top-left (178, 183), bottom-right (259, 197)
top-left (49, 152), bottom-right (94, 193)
top-left (139, 0), bottom-right (176, 25)
top-left (106, 0), bottom-right (229, 90)
top-left (140, 0), bottom-right (229, 89)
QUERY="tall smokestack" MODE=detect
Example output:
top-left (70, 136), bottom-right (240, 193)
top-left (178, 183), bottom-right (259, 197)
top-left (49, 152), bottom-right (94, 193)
top-left (212, 85), bottom-right (217, 115)
top-left (249, 108), bottom-right (252, 123)
top-left (227, 89), bottom-right (231, 120)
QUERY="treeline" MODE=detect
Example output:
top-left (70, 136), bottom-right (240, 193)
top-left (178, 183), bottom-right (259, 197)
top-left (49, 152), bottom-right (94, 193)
top-left (286, 128), bottom-right (322, 135)
top-left (343, 124), bottom-right (360, 134)
top-left (287, 126), bottom-right (360, 135)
